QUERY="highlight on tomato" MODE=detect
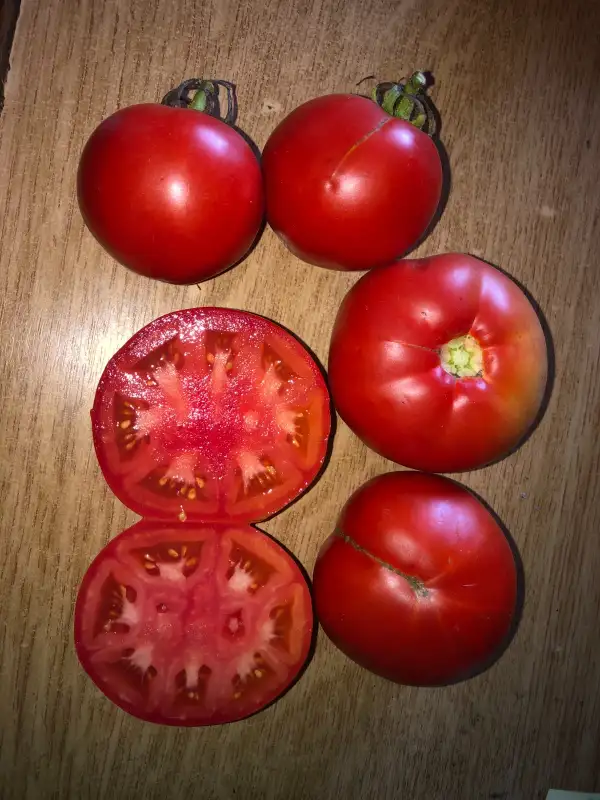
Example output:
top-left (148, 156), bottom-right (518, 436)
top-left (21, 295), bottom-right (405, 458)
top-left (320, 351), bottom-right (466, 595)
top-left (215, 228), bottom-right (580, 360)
top-left (75, 521), bottom-right (313, 726)
top-left (91, 307), bottom-right (331, 522)
top-left (77, 80), bottom-right (264, 284)
top-left (313, 471), bottom-right (519, 686)
top-left (262, 72), bottom-right (443, 271)
top-left (328, 253), bottom-right (548, 472)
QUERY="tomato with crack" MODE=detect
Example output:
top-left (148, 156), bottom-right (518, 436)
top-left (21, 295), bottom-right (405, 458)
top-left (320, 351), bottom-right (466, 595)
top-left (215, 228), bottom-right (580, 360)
top-left (75, 522), bottom-right (313, 725)
top-left (91, 307), bottom-right (331, 522)
top-left (313, 472), bottom-right (518, 686)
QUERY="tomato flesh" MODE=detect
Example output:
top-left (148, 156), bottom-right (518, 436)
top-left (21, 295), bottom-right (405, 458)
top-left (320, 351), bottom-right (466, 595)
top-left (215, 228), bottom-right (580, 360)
top-left (313, 472), bottom-right (518, 686)
top-left (92, 308), bottom-right (330, 522)
top-left (75, 521), bottom-right (313, 725)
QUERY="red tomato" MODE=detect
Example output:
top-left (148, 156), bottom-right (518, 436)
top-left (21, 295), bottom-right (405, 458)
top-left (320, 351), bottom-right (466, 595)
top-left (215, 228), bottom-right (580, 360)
top-left (328, 253), bottom-right (548, 472)
top-left (262, 91), bottom-right (442, 271)
top-left (91, 307), bottom-right (331, 522)
top-left (77, 83), bottom-right (263, 284)
top-left (313, 472), bottom-right (518, 686)
top-left (75, 521), bottom-right (313, 725)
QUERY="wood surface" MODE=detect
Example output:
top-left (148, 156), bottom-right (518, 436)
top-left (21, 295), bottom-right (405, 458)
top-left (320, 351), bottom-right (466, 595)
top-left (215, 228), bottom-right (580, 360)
top-left (1, 0), bottom-right (599, 798)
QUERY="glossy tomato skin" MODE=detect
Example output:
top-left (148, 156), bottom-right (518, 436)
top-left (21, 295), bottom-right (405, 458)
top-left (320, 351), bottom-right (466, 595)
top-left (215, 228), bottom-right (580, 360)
top-left (75, 520), bottom-right (313, 726)
top-left (78, 104), bottom-right (264, 284)
top-left (91, 307), bottom-right (331, 523)
top-left (313, 472), bottom-right (517, 686)
top-left (262, 94), bottom-right (442, 271)
top-left (328, 253), bottom-right (548, 472)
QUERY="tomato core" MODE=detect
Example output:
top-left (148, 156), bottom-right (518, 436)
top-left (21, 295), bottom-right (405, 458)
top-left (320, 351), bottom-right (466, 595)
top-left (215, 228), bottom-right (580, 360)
top-left (440, 334), bottom-right (483, 378)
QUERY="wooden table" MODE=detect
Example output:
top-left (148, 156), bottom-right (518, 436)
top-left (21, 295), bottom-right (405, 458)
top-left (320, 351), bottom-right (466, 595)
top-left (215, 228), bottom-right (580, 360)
top-left (1, 0), bottom-right (599, 797)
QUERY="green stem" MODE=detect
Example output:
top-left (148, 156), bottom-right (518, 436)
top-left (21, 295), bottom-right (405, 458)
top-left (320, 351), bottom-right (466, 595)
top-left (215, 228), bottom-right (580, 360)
top-left (372, 71), bottom-right (435, 134)
top-left (189, 80), bottom-right (215, 112)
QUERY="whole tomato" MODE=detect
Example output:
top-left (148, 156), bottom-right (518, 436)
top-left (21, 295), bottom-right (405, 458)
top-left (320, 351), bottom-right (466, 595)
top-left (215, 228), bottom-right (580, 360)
top-left (262, 73), bottom-right (443, 271)
top-left (77, 80), bottom-right (264, 284)
top-left (313, 472), bottom-right (518, 686)
top-left (328, 253), bottom-right (548, 472)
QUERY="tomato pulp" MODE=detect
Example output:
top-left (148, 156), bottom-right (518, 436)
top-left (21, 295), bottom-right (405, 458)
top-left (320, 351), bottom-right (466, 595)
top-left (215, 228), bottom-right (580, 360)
top-left (75, 521), bottom-right (313, 725)
top-left (91, 308), bottom-right (331, 522)
top-left (313, 472), bottom-right (518, 686)
top-left (78, 307), bottom-right (330, 724)
top-left (77, 86), bottom-right (264, 284)
top-left (262, 90), bottom-right (442, 271)
top-left (328, 253), bottom-right (548, 472)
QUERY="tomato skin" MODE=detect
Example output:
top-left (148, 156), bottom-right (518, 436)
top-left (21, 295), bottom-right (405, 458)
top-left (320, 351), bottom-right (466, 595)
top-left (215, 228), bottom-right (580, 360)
top-left (77, 104), bottom-right (264, 284)
top-left (75, 520), bottom-right (313, 726)
top-left (313, 472), bottom-right (518, 686)
top-left (328, 253), bottom-right (548, 472)
top-left (262, 94), bottom-right (442, 271)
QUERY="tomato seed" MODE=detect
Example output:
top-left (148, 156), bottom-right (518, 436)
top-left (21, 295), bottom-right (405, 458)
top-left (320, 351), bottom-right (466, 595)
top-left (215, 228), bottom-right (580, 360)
top-left (119, 420), bottom-right (132, 429)
top-left (158, 476), bottom-right (168, 486)
top-left (187, 488), bottom-right (197, 501)
top-left (195, 477), bottom-right (205, 489)
top-left (167, 548), bottom-right (179, 558)
top-left (253, 669), bottom-right (263, 678)
top-left (185, 557), bottom-right (198, 568)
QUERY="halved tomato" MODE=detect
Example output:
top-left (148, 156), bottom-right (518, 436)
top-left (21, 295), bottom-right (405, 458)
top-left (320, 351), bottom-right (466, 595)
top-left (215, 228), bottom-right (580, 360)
top-left (75, 521), bottom-right (313, 725)
top-left (91, 308), bottom-right (331, 522)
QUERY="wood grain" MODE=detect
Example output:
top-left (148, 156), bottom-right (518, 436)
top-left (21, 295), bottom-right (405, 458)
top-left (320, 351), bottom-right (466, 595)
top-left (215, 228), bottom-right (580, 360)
top-left (1, 0), bottom-right (599, 798)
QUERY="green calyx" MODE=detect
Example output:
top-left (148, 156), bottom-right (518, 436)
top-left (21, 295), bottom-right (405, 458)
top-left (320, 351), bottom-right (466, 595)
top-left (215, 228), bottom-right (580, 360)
top-left (371, 71), bottom-right (436, 134)
top-left (161, 79), bottom-right (238, 125)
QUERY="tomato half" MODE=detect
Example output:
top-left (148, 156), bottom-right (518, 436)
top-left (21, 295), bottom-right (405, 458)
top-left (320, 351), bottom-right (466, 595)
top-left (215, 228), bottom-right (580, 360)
top-left (91, 308), bottom-right (331, 522)
top-left (313, 472), bottom-right (518, 686)
top-left (328, 253), bottom-right (548, 472)
top-left (262, 87), bottom-right (442, 271)
top-left (77, 82), bottom-right (264, 284)
top-left (75, 521), bottom-right (313, 725)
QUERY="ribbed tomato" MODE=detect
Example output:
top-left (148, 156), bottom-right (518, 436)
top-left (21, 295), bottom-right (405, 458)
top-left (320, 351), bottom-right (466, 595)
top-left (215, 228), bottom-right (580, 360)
top-left (313, 472), bottom-right (518, 686)
top-left (328, 253), bottom-right (548, 472)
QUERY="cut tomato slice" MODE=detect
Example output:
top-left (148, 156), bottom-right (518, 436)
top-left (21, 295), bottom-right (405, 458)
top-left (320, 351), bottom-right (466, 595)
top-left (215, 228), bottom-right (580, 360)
top-left (75, 521), bottom-right (313, 726)
top-left (91, 308), bottom-right (331, 522)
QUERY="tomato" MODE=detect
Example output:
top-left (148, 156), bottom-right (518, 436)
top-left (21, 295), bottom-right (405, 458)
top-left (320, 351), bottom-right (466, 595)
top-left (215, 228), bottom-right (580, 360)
top-left (328, 253), bottom-right (548, 472)
top-left (262, 74), bottom-right (442, 271)
top-left (313, 472), bottom-right (518, 686)
top-left (77, 80), bottom-right (264, 284)
top-left (75, 521), bottom-right (313, 725)
top-left (91, 307), bottom-right (331, 522)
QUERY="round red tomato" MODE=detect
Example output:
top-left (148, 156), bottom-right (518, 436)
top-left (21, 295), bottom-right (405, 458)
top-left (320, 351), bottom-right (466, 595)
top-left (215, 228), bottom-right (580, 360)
top-left (75, 521), bottom-right (313, 725)
top-left (262, 82), bottom-right (442, 271)
top-left (91, 307), bottom-right (331, 522)
top-left (328, 253), bottom-right (548, 472)
top-left (77, 81), bottom-right (264, 284)
top-left (313, 472), bottom-right (518, 686)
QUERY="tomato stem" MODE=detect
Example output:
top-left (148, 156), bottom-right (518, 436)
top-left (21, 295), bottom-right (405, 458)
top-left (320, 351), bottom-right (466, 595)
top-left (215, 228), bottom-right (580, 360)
top-left (161, 79), bottom-right (238, 125)
top-left (371, 71), bottom-right (436, 135)
top-left (334, 527), bottom-right (429, 597)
